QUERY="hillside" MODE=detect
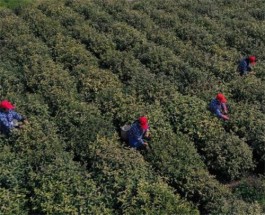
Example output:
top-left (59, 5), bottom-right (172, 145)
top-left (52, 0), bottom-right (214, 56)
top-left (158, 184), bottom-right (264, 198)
top-left (0, 0), bottom-right (264, 214)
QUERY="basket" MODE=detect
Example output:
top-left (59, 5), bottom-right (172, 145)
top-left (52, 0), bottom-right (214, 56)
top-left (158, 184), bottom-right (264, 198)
top-left (120, 124), bottom-right (131, 141)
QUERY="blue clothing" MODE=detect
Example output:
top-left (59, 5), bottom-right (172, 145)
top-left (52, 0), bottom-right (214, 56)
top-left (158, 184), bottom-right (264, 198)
top-left (238, 58), bottom-right (251, 75)
top-left (0, 110), bottom-right (24, 134)
top-left (128, 122), bottom-right (148, 149)
top-left (209, 99), bottom-right (227, 118)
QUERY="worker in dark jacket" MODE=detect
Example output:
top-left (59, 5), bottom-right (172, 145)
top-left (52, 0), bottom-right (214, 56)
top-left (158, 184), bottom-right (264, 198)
top-left (0, 100), bottom-right (28, 135)
top-left (238, 56), bottom-right (256, 76)
top-left (209, 93), bottom-right (229, 120)
top-left (128, 116), bottom-right (150, 149)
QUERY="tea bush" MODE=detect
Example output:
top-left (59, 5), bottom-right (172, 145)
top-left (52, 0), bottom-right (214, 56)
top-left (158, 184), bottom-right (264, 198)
top-left (233, 176), bottom-right (265, 212)
top-left (87, 136), bottom-right (199, 214)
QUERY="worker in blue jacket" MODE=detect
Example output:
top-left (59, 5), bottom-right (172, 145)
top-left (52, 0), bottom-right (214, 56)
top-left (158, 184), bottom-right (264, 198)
top-left (0, 100), bottom-right (28, 135)
top-left (238, 56), bottom-right (256, 76)
top-left (209, 93), bottom-right (229, 120)
top-left (128, 116), bottom-right (150, 149)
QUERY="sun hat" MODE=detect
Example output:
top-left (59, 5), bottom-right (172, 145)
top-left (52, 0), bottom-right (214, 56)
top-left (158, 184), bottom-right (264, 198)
top-left (0, 100), bottom-right (15, 110)
top-left (139, 116), bottom-right (149, 130)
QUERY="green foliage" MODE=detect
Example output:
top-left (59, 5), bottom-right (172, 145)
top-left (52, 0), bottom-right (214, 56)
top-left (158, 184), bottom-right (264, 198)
top-left (120, 180), bottom-right (199, 215)
top-left (0, 0), bottom-right (33, 9)
top-left (233, 176), bottom-right (265, 212)
top-left (0, 64), bottom-right (26, 98)
top-left (134, 42), bottom-right (180, 77)
top-left (88, 136), bottom-right (199, 214)
top-left (54, 101), bottom-right (115, 162)
top-left (0, 0), bottom-right (264, 214)
top-left (164, 95), bottom-right (254, 180)
top-left (226, 103), bottom-right (265, 173)
top-left (110, 22), bottom-right (146, 51)
top-left (0, 187), bottom-right (28, 214)
top-left (0, 146), bottom-right (27, 189)
top-left (29, 156), bottom-right (112, 214)
top-left (143, 107), bottom-right (259, 214)
top-left (229, 76), bottom-right (265, 108)
top-left (201, 133), bottom-right (254, 180)
top-left (9, 117), bottom-right (64, 170)
top-left (0, 146), bottom-right (28, 214)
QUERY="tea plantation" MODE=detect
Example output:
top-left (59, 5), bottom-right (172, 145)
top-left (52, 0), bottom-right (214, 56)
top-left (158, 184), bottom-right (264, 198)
top-left (0, 0), bottom-right (264, 214)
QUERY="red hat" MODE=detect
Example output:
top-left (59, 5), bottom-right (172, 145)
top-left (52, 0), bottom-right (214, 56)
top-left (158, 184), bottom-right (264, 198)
top-left (216, 93), bottom-right (227, 103)
top-left (248, 56), bottom-right (256, 64)
top-left (0, 100), bottom-right (15, 110)
top-left (139, 116), bottom-right (149, 130)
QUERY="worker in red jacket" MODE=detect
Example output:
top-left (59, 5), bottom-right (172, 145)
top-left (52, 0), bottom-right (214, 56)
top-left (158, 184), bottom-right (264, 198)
top-left (209, 93), bottom-right (229, 120)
